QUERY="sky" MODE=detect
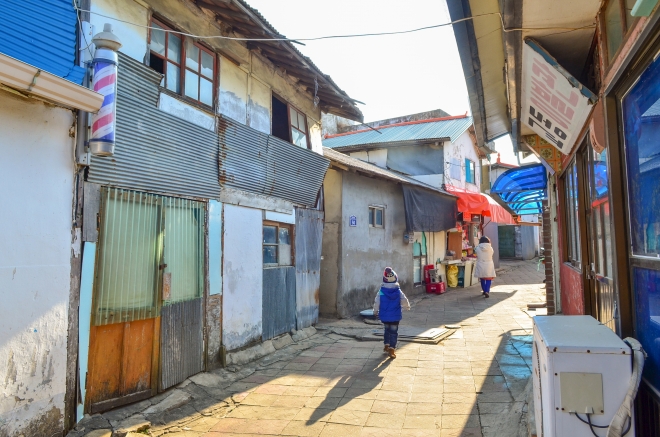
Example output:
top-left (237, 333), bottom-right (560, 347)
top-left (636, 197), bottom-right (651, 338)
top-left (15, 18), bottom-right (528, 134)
top-left (245, 0), bottom-right (471, 123)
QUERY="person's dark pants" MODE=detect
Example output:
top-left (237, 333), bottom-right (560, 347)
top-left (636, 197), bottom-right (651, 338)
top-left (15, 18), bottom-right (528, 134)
top-left (480, 279), bottom-right (492, 294)
top-left (383, 323), bottom-right (399, 348)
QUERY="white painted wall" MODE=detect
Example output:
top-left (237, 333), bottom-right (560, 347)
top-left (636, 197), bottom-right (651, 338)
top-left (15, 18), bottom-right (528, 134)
top-left (90, 0), bottom-right (148, 63)
top-left (443, 130), bottom-right (482, 192)
top-left (222, 204), bottom-right (263, 351)
top-left (347, 149), bottom-right (388, 168)
top-left (158, 93), bottom-right (215, 131)
top-left (411, 174), bottom-right (445, 189)
top-left (0, 91), bottom-right (75, 435)
top-left (247, 77), bottom-right (271, 134)
top-left (219, 59), bottom-right (248, 124)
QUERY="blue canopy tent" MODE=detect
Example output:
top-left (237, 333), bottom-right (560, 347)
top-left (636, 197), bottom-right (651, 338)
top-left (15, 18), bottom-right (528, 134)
top-left (491, 163), bottom-right (548, 216)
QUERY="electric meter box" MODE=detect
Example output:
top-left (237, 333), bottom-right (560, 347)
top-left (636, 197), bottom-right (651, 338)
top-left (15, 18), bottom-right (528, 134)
top-left (532, 315), bottom-right (634, 437)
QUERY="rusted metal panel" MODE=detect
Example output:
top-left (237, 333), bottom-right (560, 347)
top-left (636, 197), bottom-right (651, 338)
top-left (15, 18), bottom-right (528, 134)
top-left (295, 208), bottom-right (324, 329)
top-left (160, 298), bottom-right (204, 390)
top-left (83, 182), bottom-right (101, 242)
top-left (262, 267), bottom-right (296, 340)
top-left (88, 53), bottom-right (220, 199)
top-left (218, 115), bottom-right (329, 207)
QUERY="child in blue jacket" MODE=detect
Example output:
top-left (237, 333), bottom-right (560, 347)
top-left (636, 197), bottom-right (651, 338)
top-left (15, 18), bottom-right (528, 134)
top-left (373, 267), bottom-right (410, 358)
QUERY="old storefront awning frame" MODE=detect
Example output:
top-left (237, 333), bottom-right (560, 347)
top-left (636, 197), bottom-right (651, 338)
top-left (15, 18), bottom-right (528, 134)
top-left (490, 163), bottom-right (548, 216)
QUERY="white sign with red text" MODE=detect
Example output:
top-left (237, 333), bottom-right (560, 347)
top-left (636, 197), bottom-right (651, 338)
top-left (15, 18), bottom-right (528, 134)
top-left (521, 39), bottom-right (596, 154)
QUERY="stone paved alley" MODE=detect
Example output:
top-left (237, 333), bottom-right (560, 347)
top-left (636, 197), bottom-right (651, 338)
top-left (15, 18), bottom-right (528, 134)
top-left (71, 260), bottom-right (544, 437)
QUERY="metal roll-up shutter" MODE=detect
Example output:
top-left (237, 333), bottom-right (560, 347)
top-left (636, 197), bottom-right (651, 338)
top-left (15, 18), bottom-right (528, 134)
top-left (88, 53), bottom-right (220, 199)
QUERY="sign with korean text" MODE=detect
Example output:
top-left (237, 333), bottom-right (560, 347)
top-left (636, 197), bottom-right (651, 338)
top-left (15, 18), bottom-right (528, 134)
top-left (521, 39), bottom-right (597, 154)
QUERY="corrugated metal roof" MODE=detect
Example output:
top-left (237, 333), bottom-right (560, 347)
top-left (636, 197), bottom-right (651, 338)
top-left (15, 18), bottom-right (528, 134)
top-left (323, 147), bottom-right (455, 198)
top-left (0, 0), bottom-right (86, 84)
top-left (323, 116), bottom-right (474, 150)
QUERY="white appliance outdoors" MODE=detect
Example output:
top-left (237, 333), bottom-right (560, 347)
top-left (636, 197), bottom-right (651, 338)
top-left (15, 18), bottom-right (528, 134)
top-left (532, 315), bottom-right (635, 436)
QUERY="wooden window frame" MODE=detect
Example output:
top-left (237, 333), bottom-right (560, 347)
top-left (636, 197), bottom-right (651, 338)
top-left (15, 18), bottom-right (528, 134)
top-left (368, 206), bottom-right (385, 228)
top-left (561, 158), bottom-right (583, 269)
top-left (148, 17), bottom-right (217, 109)
top-left (262, 221), bottom-right (294, 268)
top-left (600, 0), bottom-right (638, 68)
top-left (287, 102), bottom-right (310, 149)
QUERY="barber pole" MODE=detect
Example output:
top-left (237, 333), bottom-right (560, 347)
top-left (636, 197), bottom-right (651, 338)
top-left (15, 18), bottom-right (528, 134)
top-left (89, 24), bottom-right (122, 156)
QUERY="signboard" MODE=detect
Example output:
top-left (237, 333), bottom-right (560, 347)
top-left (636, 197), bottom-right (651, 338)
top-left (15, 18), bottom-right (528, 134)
top-left (521, 39), bottom-right (597, 154)
top-left (349, 215), bottom-right (357, 227)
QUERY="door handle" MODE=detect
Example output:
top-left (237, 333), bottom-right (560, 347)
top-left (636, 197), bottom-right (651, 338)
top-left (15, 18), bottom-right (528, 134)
top-left (159, 263), bottom-right (168, 270)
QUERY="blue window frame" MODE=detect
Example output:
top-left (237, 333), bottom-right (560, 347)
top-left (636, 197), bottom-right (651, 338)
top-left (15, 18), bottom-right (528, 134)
top-left (465, 159), bottom-right (476, 184)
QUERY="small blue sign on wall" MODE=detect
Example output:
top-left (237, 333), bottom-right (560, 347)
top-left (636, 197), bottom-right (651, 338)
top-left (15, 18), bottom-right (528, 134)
top-left (349, 215), bottom-right (357, 227)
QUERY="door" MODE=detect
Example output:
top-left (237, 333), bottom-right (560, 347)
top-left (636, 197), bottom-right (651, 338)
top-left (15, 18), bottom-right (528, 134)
top-left (295, 209), bottom-right (324, 329)
top-left (86, 188), bottom-right (163, 413)
top-left (86, 189), bottom-right (206, 412)
top-left (498, 226), bottom-right (516, 258)
top-left (582, 144), bottom-right (617, 332)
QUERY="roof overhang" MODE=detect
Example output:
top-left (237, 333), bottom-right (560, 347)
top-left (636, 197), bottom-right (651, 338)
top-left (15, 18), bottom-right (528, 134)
top-left (196, 0), bottom-right (363, 122)
top-left (0, 53), bottom-right (103, 112)
top-left (449, 0), bottom-right (600, 152)
top-left (329, 138), bottom-right (449, 153)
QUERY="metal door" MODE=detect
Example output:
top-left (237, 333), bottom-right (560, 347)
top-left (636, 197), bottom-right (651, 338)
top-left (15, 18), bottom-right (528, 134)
top-left (159, 197), bottom-right (205, 390)
top-left (86, 188), bottom-right (163, 413)
top-left (498, 226), bottom-right (516, 258)
top-left (583, 145), bottom-right (617, 332)
top-left (295, 209), bottom-right (324, 329)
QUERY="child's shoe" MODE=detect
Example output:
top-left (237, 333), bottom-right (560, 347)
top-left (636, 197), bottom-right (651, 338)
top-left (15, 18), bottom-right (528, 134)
top-left (383, 344), bottom-right (390, 352)
top-left (388, 347), bottom-right (397, 358)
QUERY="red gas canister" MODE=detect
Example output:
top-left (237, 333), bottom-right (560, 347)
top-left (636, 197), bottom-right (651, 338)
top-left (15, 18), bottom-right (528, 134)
top-left (423, 264), bottom-right (434, 284)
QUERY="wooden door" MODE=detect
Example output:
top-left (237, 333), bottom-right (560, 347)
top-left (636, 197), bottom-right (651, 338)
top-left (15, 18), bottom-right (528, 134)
top-left (86, 188), bottom-right (163, 413)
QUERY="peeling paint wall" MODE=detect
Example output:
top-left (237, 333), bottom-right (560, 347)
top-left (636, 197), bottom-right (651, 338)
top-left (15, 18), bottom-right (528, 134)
top-left (319, 169), bottom-right (342, 316)
top-left (219, 59), bottom-right (248, 124)
top-left (443, 130), bottom-right (482, 192)
top-left (247, 77), bottom-right (271, 134)
top-left (0, 90), bottom-right (73, 437)
top-left (222, 205), bottom-right (263, 351)
top-left (90, 0), bottom-right (148, 62)
top-left (337, 172), bottom-right (413, 318)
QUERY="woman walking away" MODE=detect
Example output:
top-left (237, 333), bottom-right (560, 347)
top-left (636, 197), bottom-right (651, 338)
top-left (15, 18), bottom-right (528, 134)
top-left (373, 267), bottom-right (410, 358)
top-left (475, 236), bottom-right (496, 298)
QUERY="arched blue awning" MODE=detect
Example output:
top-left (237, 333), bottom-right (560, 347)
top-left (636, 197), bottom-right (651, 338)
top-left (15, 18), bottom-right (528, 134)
top-left (491, 163), bottom-right (547, 215)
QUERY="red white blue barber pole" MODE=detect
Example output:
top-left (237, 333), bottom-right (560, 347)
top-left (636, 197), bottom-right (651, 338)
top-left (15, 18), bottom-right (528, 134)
top-left (89, 24), bottom-right (122, 156)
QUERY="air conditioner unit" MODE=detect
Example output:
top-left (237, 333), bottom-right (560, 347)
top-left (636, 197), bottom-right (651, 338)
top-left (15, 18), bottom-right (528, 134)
top-left (532, 316), bottom-right (635, 436)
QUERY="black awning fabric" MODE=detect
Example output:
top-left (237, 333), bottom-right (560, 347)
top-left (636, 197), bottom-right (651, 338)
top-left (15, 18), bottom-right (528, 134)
top-left (402, 185), bottom-right (457, 232)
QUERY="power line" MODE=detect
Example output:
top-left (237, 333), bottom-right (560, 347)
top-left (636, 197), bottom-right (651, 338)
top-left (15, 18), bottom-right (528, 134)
top-left (74, 7), bottom-right (595, 43)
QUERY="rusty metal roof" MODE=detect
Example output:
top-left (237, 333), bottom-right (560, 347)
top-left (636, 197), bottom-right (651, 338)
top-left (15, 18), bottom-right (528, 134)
top-left (197, 0), bottom-right (363, 122)
top-left (323, 116), bottom-right (473, 150)
top-left (323, 147), bottom-right (455, 198)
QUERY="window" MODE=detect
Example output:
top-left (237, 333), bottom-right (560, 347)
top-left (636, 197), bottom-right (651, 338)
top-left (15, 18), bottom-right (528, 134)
top-left (562, 159), bottom-right (582, 268)
top-left (263, 222), bottom-right (292, 266)
top-left (603, 0), bottom-right (636, 63)
top-left (271, 94), bottom-right (309, 148)
top-left (413, 232), bottom-right (428, 285)
top-left (149, 19), bottom-right (215, 107)
top-left (368, 206), bottom-right (384, 228)
top-left (465, 159), bottom-right (476, 184)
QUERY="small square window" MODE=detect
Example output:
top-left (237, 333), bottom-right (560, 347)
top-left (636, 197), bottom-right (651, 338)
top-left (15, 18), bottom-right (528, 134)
top-left (263, 222), bottom-right (293, 266)
top-left (369, 207), bottom-right (384, 228)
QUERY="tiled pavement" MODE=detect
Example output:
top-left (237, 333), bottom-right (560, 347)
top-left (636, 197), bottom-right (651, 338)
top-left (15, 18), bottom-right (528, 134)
top-left (75, 260), bottom-right (544, 437)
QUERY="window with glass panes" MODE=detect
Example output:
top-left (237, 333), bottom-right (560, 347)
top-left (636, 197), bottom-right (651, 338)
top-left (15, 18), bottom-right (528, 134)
top-left (602, 0), bottom-right (638, 63)
top-left (562, 159), bottom-right (582, 268)
top-left (289, 106), bottom-right (308, 148)
top-left (263, 222), bottom-right (293, 267)
top-left (368, 206), bottom-right (384, 228)
top-left (149, 19), bottom-right (215, 107)
top-left (465, 159), bottom-right (476, 184)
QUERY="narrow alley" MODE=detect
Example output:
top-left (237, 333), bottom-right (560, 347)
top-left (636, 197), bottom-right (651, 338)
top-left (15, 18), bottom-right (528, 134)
top-left (69, 261), bottom-right (544, 437)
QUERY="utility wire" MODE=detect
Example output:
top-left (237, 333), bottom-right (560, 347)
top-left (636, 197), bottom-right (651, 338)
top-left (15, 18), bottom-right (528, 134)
top-left (74, 7), bottom-right (595, 43)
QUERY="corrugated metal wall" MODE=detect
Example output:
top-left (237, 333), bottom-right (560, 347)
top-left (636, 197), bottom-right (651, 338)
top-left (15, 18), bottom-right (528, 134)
top-left (218, 115), bottom-right (329, 207)
top-left (262, 267), bottom-right (296, 340)
top-left (295, 209), bottom-right (324, 329)
top-left (160, 298), bottom-right (204, 390)
top-left (88, 53), bottom-right (221, 199)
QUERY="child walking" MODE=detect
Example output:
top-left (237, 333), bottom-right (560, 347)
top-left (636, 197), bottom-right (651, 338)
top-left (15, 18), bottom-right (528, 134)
top-left (475, 236), bottom-right (496, 298)
top-left (373, 267), bottom-right (410, 358)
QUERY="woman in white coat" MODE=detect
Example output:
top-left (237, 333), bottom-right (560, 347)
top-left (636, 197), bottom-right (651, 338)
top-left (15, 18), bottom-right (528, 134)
top-left (474, 236), bottom-right (496, 298)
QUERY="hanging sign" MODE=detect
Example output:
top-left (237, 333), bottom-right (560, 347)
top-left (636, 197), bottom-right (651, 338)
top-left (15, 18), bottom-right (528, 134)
top-left (521, 38), bottom-right (597, 155)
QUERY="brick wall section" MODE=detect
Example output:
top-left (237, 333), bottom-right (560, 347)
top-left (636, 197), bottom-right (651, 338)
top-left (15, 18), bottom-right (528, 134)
top-left (542, 199), bottom-right (555, 315)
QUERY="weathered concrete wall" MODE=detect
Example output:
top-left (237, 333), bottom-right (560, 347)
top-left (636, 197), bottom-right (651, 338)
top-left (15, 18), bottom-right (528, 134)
top-left (0, 91), bottom-right (75, 437)
top-left (222, 205), bottom-right (263, 351)
top-left (337, 172), bottom-right (412, 318)
top-left (443, 130), bottom-right (481, 192)
top-left (348, 149), bottom-right (388, 168)
top-left (247, 76), bottom-right (271, 134)
top-left (319, 170), bottom-right (342, 317)
top-left (219, 59), bottom-right (249, 124)
top-left (90, 0), bottom-right (149, 62)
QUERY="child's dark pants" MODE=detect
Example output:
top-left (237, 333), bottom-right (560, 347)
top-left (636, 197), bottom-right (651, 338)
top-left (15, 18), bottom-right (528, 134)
top-left (383, 323), bottom-right (399, 348)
